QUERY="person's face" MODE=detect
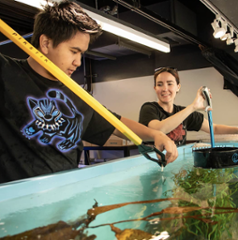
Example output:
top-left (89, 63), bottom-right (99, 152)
top-left (41, 31), bottom-right (90, 78)
top-left (154, 71), bottom-right (180, 104)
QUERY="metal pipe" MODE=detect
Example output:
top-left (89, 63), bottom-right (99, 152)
top-left (95, 0), bottom-right (98, 10)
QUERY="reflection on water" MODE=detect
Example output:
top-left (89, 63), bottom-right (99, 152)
top-left (1, 152), bottom-right (238, 239)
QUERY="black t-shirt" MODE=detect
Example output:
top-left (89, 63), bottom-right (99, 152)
top-left (139, 102), bottom-right (204, 146)
top-left (0, 54), bottom-right (120, 183)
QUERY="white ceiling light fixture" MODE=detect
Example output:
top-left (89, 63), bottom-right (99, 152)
top-left (200, 0), bottom-right (238, 53)
top-left (226, 26), bottom-right (234, 45)
top-left (234, 39), bottom-right (238, 52)
top-left (226, 34), bottom-right (234, 45)
top-left (14, 0), bottom-right (170, 53)
top-left (211, 15), bottom-right (227, 39)
top-left (219, 21), bottom-right (228, 40)
top-left (220, 34), bottom-right (228, 41)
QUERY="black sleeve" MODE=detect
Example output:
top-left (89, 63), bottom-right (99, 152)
top-left (186, 111), bottom-right (204, 131)
top-left (139, 102), bottom-right (160, 126)
top-left (83, 109), bottom-right (121, 146)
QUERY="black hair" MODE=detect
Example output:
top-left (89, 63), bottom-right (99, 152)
top-left (31, 0), bottom-right (102, 48)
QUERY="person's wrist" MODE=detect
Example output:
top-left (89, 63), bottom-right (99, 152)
top-left (151, 129), bottom-right (166, 140)
top-left (148, 128), bottom-right (157, 141)
top-left (188, 103), bottom-right (196, 112)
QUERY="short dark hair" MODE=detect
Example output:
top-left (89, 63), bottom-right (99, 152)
top-left (31, 0), bottom-right (102, 48)
top-left (154, 67), bottom-right (180, 86)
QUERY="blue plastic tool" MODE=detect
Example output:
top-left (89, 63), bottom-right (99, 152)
top-left (201, 86), bottom-right (215, 148)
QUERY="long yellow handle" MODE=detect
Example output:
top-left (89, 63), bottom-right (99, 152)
top-left (0, 18), bottom-right (142, 145)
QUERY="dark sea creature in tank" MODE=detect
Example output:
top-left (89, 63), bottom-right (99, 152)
top-left (0, 220), bottom-right (96, 240)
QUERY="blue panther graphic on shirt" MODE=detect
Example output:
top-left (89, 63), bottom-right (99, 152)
top-left (22, 89), bottom-right (84, 152)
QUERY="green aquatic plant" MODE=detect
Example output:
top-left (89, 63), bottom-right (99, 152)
top-left (162, 167), bottom-right (238, 240)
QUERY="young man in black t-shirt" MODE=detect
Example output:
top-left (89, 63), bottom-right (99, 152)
top-left (0, 1), bottom-right (178, 183)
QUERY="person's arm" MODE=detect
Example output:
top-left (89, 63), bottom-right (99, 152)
top-left (113, 116), bottom-right (178, 164)
top-left (200, 118), bottom-right (238, 134)
top-left (148, 105), bottom-right (194, 134)
top-left (148, 87), bottom-right (207, 134)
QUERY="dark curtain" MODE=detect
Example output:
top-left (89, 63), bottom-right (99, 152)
top-left (200, 45), bottom-right (238, 96)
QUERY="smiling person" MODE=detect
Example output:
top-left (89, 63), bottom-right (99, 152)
top-left (139, 66), bottom-right (238, 146)
top-left (0, 1), bottom-right (178, 183)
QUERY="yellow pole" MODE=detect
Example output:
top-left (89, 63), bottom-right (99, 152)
top-left (0, 18), bottom-right (142, 145)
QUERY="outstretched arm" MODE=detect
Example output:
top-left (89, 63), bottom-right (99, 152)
top-left (200, 118), bottom-right (238, 134)
top-left (148, 86), bottom-right (207, 134)
top-left (148, 104), bottom-right (195, 134)
top-left (113, 116), bottom-right (178, 164)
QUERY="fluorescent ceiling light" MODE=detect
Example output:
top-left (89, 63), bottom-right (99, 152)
top-left (14, 0), bottom-right (51, 9)
top-left (14, 0), bottom-right (170, 53)
top-left (84, 10), bottom-right (170, 53)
